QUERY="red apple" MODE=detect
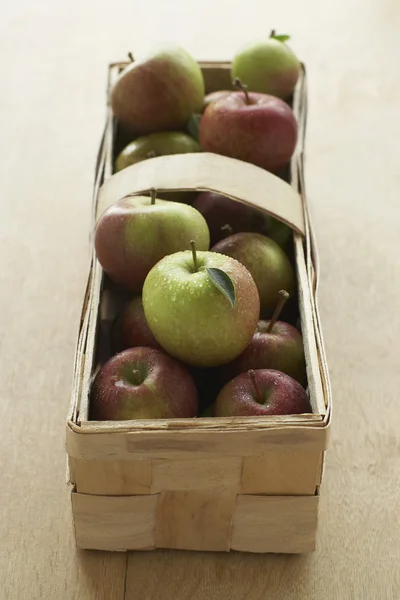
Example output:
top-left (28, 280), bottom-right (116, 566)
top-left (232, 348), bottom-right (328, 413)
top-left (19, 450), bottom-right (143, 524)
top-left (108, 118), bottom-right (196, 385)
top-left (193, 191), bottom-right (291, 247)
top-left (199, 81), bottom-right (297, 173)
top-left (229, 320), bottom-right (306, 384)
top-left (111, 296), bottom-right (162, 353)
top-left (225, 290), bottom-right (306, 384)
top-left (203, 90), bottom-right (232, 109)
top-left (214, 369), bottom-right (310, 417)
top-left (90, 347), bottom-right (198, 420)
top-left (94, 192), bottom-right (210, 292)
top-left (110, 45), bottom-right (205, 135)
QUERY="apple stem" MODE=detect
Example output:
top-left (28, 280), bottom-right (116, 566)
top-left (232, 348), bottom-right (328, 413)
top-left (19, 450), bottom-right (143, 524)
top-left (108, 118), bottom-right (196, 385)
top-left (128, 52), bottom-right (135, 62)
top-left (150, 188), bottom-right (157, 205)
top-left (190, 239), bottom-right (198, 272)
top-left (270, 29), bottom-right (276, 38)
top-left (147, 150), bottom-right (156, 159)
top-left (267, 290), bottom-right (290, 333)
top-left (248, 370), bottom-right (262, 402)
top-left (221, 224), bottom-right (233, 237)
top-left (131, 369), bottom-right (141, 384)
top-left (233, 77), bottom-right (250, 105)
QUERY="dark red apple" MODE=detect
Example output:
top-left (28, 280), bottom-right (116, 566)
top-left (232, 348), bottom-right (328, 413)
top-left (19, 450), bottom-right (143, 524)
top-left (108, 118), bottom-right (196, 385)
top-left (90, 347), bottom-right (198, 420)
top-left (199, 81), bottom-right (297, 173)
top-left (214, 369), bottom-right (310, 417)
top-left (225, 290), bottom-right (306, 384)
top-left (193, 191), bottom-right (291, 247)
top-left (188, 365), bottom-right (225, 415)
top-left (111, 296), bottom-right (162, 353)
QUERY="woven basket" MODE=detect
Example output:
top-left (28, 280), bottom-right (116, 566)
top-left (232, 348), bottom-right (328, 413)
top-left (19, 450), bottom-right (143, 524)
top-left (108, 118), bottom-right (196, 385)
top-left (66, 61), bottom-right (331, 553)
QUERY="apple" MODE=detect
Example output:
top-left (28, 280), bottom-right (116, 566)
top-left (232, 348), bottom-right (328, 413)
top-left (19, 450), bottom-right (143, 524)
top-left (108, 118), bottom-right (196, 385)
top-left (111, 296), bottom-right (162, 353)
top-left (214, 369), bottom-right (310, 417)
top-left (225, 290), bottom-right (306, 384)
top-left (231, 31), bottom-right (300, 99)
top-left (193, 191), bottom-right (292, 247)
top-left (188, 365), bottom-right (225, 415)
top-left (199, 79), bottom-right (297, 173)
top-left (203, 90), bottom-right (232, 109)
top-left (94, 191), bottom-right (210, 292)
top-left (199, 403), bottom-right (214, 417)
top-left (110, 45), bottom-right (205, 135)
top-left (90, 347), bottom-right (198, 420)
top-left (114, 131), bottom-right (200, 172)
top-left (114, 131), bottom-right (200, 204)
top-left (212, 232), bottom-right (294, 317)
top-left (142, 242), bottom-right (260, 367)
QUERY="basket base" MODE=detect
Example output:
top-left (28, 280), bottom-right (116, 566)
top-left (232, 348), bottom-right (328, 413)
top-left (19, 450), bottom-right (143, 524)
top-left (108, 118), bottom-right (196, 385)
top-left (71, 490), bottom-right (319, 554)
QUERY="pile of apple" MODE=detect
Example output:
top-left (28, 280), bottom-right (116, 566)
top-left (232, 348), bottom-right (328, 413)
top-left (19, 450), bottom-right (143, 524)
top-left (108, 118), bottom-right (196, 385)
top-left (90, 33), bottom-right (311, 421)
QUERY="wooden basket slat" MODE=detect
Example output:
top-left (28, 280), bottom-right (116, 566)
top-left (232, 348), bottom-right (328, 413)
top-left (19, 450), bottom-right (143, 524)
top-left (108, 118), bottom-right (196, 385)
top-left (70, 452), bottom-right (322, 497)
top-left (155, 489), bottom-right (237, 552)
top-left (231, 494), bottom-right (319, 553)
top-left (151, 456), bottom-right (242, 493)
top-left (80, 412), bottom-right (325, 430)
top-left (71, 490), bottom-right (319, 553)
top-left (241, 451), bottom-right (322, 495)
top-left (70, 457), bottom-right (152, 495)
top-left (67, 421), bottom-right (329, 462)
top-left (72, 492), bottom-right (158, 551)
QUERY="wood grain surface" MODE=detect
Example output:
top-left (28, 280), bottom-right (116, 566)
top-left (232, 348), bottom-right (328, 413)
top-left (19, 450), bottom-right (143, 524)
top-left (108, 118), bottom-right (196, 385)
top-left (1, 0), bottom-right (399, 598)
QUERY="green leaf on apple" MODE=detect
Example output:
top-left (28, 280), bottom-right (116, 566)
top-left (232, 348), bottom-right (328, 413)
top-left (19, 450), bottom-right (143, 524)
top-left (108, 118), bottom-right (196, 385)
top-left (206, 268), bottom-right (236, 308)
top-left (186, 113), bottom-right (201, 142)
top-left (270, 33), bottom-right (291, 42)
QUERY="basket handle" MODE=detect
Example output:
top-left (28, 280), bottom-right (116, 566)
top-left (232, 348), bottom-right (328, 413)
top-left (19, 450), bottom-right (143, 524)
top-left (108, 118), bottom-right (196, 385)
top-left (96, 152), bottom-right (305, 236)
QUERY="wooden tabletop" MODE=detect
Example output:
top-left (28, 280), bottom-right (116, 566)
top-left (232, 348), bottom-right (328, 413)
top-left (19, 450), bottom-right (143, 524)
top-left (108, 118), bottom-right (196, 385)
top-left (1, 1), bottom-right (399, 598)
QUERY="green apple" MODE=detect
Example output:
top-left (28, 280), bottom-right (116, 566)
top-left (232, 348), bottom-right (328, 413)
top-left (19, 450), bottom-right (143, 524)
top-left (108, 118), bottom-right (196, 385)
top-left (114, 131), bottom-right (200, 204)
top-left (231, 32), bottom-right (300, 99)
top-left (142, 243), bottom-right (260, 367)
top-left (110, 45), bottom-right (205, 135)
top-left (114, 131), bottom-right (201, 172)
top-left (212, 232), bottom-right (294, 317)
top-left (95, 192), bottom-right (210, 292)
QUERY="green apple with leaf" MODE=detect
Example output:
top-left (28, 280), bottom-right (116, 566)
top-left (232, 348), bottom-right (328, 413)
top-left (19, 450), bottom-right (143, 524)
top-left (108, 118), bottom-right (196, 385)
top-left (142, 242), bottom-right (260, 367)
top-left (232, 31), bottom-right (300, 99)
